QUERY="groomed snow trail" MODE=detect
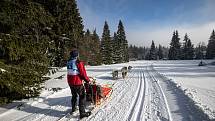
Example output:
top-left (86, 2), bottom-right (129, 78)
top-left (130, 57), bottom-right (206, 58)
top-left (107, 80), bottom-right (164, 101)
top-left (143, 65), bottom-right (172, 121)
top-left (151, 64), bottom-right (213, 121)
top-left (125, 69), bottom-right (146, 121)
top-left (86, 64), bottom-right (172, 121)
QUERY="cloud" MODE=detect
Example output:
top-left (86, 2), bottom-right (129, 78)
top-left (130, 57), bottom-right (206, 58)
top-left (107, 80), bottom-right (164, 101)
top-left (127, 21), bottom-right (215, 47)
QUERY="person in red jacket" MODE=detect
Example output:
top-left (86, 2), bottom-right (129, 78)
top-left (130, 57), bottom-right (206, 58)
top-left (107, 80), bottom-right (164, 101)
top-left (67, 49), bottom-right (91, 118)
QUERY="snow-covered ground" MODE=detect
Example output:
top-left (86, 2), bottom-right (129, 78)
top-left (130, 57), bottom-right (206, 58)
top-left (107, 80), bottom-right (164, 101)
top-left (0, 60), bottom-right (214, 121)
top-left (154, 60), bottom-right (215, 120)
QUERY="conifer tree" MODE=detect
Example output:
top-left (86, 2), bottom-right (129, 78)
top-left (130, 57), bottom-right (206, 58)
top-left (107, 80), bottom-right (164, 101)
top-left (186, 39), bottom-right (194, 59)
top-left (168, 31), bottom-right (181, 60)
top-left (117, 20), bottom-right (129, 62)
top-left (181, 34), bottom-right (194, 60)
top-left (112, 32), bottom-right (119, 63)
top-left (195, 42), bottom-right (206, 59)
top-left (82, 29), bottom-right (91, 63)
top-left (158, 45), bottom-right (164, 60)
top-left (0, 0), bottom-right (53, 103)
top-left (84, 29), bottom-right (101, 65)
top-left (91, 29), bottom-right (102, 65)
top-left (101, 21), bottom-right (113, 64)
top-left (37, 0), bottom-right (84, 66)
top-left (206, 30), bottom-right (215, 59)
top-left (149, 40), bottom-right (156, 60)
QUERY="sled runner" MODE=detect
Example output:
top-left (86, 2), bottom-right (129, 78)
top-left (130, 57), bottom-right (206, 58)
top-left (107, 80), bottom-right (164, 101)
top-left (85, 77), bottom-right (113, 107)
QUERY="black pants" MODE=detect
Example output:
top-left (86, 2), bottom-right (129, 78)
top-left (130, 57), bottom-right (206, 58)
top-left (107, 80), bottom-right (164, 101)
top-left (69, 85), bottom-right (86, 114)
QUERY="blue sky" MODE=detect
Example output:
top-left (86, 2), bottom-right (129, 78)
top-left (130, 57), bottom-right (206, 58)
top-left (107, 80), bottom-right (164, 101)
top-left (77, 0), bottom-right (215, 47)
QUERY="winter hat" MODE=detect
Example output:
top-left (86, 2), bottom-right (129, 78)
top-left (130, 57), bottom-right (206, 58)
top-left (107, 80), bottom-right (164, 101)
top-left (70, 49), bottom-right (79, 58)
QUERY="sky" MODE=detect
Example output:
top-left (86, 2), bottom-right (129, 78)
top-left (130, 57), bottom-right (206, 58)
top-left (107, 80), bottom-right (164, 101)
top-left (77, 0), bottom-right (215, 47)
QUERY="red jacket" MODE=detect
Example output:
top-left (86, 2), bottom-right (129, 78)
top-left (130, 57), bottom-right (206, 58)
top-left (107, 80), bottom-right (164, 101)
top-left (67, 61), bottom-right (90, 86)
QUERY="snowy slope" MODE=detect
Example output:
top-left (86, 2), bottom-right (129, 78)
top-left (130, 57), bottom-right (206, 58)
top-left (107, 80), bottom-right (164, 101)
top-left (0, 60), bottom-right (214, 121)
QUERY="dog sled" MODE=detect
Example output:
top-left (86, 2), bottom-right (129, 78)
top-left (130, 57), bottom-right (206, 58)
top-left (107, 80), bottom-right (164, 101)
top-left (85, 77), bottom-right (113, 107)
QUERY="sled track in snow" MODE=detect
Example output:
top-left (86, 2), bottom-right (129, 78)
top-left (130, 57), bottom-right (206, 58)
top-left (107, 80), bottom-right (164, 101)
top-left (126, 69), bottom-right (146, 121)
top-left (145, 65), bottom-right (172, 121)
top-left (85, 70), bottom-right (137, 121)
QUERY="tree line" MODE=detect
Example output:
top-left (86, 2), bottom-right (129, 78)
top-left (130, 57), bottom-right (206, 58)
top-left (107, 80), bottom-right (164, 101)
top-left (129, 30), bottom-right (215, 60)
top-left (0, 0), bottom-right (128, 104)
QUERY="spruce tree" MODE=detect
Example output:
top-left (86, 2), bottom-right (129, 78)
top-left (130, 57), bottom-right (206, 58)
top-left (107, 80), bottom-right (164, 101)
top-left (37, 0), bottom-right (84, 66)
top-left (149, 40), bottom-right (156, 60)
top-left (0, 0), bottom-right (53, 103)
top-left (182, 33), bottom-right (194, 60)
top-left (181, 34), bottom-right (194, 60)
top-left (195, 42), bottom-right (206, 59)
top-left (83, 29), bottom-right (91, 64)
top-left (186, 39), bottom-right (194, 59)
top-left (168, 31), bottom-right (181, 60)
top-left (181, 34), bottom-right (188, 60)
top-left (91, 29), bottom-right (102, 65)
top-left (206, 30), bottom-right (215, 59)
top-left (84, 29), bottom-right (101, 65)
top-left (101, 21), bottom-right (113, 64)
top-left (112, 32), bottom-right (119, 63)
top-left (117, 20), bottom-right (129, 63)
top-left (158, 45), bottom-right (164, 60)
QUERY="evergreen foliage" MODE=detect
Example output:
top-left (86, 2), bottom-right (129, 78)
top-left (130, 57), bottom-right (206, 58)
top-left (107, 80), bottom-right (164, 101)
top-left (195, 42), bottom-right (206, 59)
top-left (0, 0), bottom-right (86, 104)
top-left (206, 30), bottom-right (215, 59)
top-left (101, 21), bottom-right (113, 64)
top-left (168, 31), bottom-right (181, 60)
top-left (186, 39), bottom-right (194, 60)
top-left (112, 32), bottom-right (119, 63)
top-left (83, 29), bottom-right (101, 65)
top-left (38, 0), bottom-right (84, 67)
top-left (129, 45), bottom-right (151, 60)
top-left (117, 20), bottom-right (129, 63)
top-left (149, 40), bottom-right (157, 60)
top-left (158, 45), bottom-right (164, 60)
top-left (0, 0), bottom-right (53, 104)
top-left (91, 29), bottom-right (102, 65)
top-left (181, 34), bottom-right (194, 60)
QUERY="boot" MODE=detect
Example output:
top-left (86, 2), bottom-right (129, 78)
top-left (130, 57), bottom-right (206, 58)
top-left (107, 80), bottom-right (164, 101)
top-left (80, 111), bottom-right (91, 119)
top-left (69, 107), bottom-right (77, 114)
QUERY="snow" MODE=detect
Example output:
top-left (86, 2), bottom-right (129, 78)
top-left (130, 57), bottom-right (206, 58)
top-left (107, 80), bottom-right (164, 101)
top-left (154, 60), bottom-right (215, 119)
top-left (0, 60), bottom-right (215, 121)
top-left (0, 68), bottom-right (6, 72)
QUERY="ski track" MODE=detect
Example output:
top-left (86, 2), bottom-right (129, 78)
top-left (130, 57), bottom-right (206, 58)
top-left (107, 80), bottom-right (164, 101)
top-left (145, 65), bottom-right (172, 121)
top-left (126, 69), bottom-right (146, 121)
